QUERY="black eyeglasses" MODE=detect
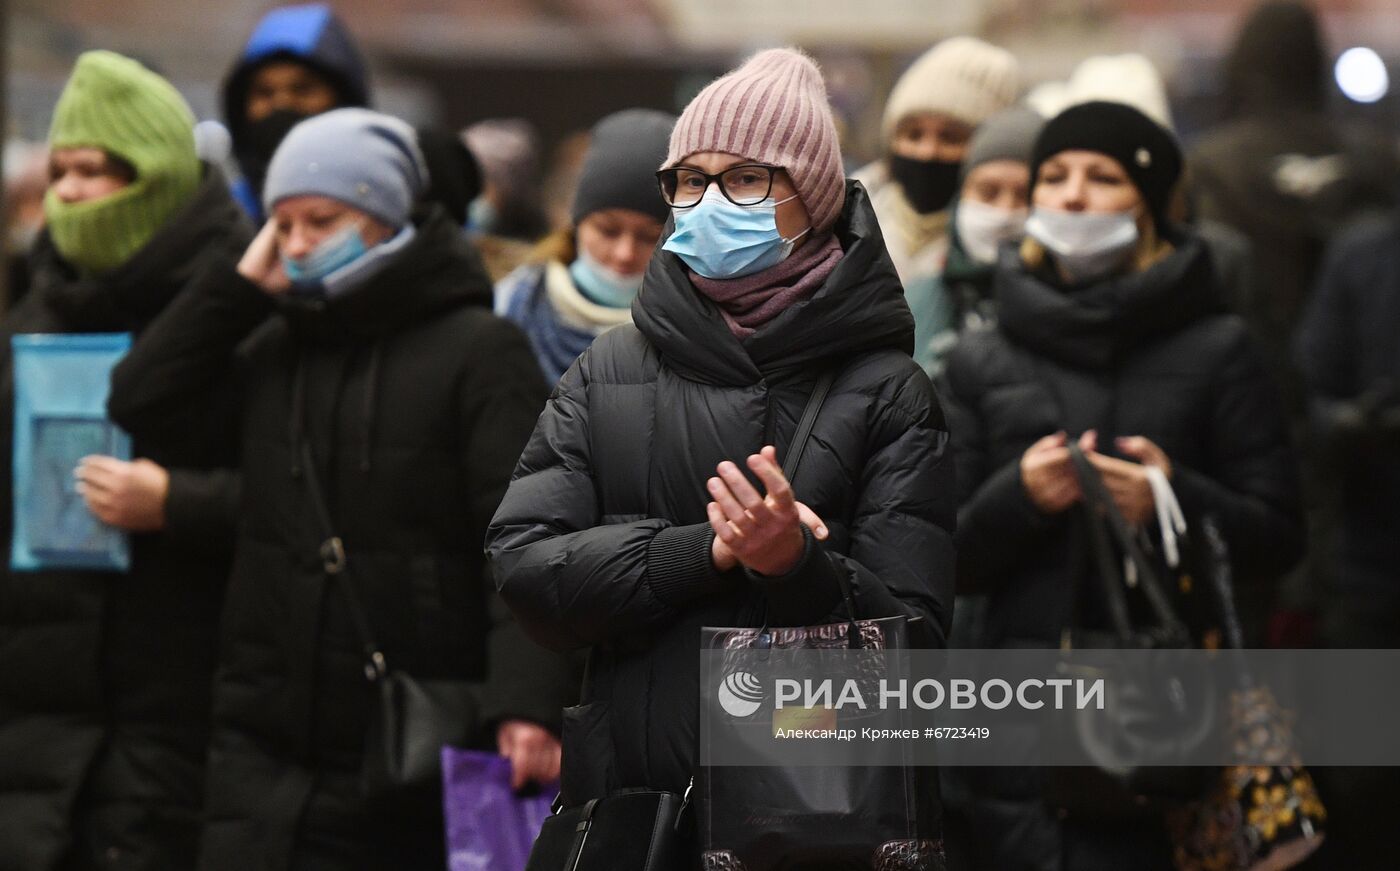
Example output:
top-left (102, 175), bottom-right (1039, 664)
top-left (656, 164), bottom-right (781, 208)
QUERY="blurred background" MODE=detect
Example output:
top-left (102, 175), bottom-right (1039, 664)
top-left (6, 0), bottom-right (1400, 165)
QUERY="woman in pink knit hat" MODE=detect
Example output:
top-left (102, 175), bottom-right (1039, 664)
top-left (489, 47), bottom-right (953, 869)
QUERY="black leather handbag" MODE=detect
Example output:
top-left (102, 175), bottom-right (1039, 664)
top-left (299, 440), bottom-right (480, 798)
top-left (525, 788), bottom-right (694, 871)
top-left (1044, 444), bottom-right (1219, 817)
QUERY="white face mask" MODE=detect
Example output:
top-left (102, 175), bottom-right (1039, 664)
top-left (1024, 206), bottom-right (1140, 284)
top-left (955, 200), bottom-right (1029, 265)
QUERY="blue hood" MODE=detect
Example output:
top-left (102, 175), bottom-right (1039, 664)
top-left (221, 3), bottom-right (369, 139)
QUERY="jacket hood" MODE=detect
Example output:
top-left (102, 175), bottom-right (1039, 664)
top-left (994, 231), bottom-right (1225, 370)
top-left (221, 4), bottom-right (369, 140)
top-left (632, 180), bottom-right (914, 385)
top-left (30, 167), bottom-right (251, 332)
top-left (1225, 0), bottom-right (1327, 116)
top-left (275, 206), bottom-right (492, 344)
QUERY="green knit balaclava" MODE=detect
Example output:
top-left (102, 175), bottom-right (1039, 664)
top-left (44, 51), bottom-right (200, 275)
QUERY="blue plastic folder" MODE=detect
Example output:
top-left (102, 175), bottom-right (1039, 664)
top-left (11, 333), bottom-right (133, 572)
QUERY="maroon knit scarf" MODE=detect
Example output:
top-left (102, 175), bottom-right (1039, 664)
top-left (688, 234), bottom-right (844, 338)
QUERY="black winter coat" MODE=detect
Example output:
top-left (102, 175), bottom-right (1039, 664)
top-left (938, 233), bottom-right (1303, 870)
top-left (487, 182), bottom-right (957, 803)
top-left (943, 236), bottom-right (1302, 642)
top-left (107, 210), bottom-right (577, 871)
top-left (0, 173), bottom-right (249, 871)
top-left (1189, 116), bottom-right (1398, 418)
top-left (1296, 216), bottom-right (1400, 592)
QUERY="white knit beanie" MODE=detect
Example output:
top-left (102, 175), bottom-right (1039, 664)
top-left (1064, 54), bottom-right (1175, 130)
top-left (881, 37), bottom-right (1021, 143)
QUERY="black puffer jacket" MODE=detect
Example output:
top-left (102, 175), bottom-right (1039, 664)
top-left (487, 182), bottom-right (957, 802)
top-left (107, 210), bottom-right (576, 871)
top-left (943, 235), bottom-right (1302, 641)
top-left (0, 172), bottom-right (249, 871)
top-left (938, 233), bottom-right (1303, 870)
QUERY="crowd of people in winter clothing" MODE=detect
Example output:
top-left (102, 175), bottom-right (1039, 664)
top-left (1, 1), bottom-right (1398, 869)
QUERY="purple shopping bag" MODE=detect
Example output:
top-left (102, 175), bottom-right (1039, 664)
top-left (442, 747), bottom-right (558, 871)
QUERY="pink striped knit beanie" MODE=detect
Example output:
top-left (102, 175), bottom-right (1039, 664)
top-left (664, 48), bottom-right (846, 234)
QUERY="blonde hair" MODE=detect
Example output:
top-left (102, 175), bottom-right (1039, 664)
top-left (528, 225), bottom-right (577, 266)
top-left (1019, 214), bottom-right (1173, 277)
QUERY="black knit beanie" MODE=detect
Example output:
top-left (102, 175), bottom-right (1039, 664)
top-left (571, 108), bottom-right (676, 226)
top-left (1029, 101), bottom-right (1183, 228)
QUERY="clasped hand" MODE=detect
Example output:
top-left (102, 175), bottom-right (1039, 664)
top-left (706, 445), bottom-right (829, 576)
top-left (1019, 430), bottom-right (1172, 526)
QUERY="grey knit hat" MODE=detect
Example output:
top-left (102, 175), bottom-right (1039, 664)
top-left (263, 107), bottom-right (429, 228)
top-left (571, 108), bottom-right (676, 225)
top-left (961, 107), bottom-right (1044, 181)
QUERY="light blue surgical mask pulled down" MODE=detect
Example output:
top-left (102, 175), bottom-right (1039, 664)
top-left (662, 187), bottom-right (812, 280)
top-left (1024, 206), bottom-right (1140, 285)
top-left (569, 249), bottom-right (645, 308)
top-left (282, 222), bottom-right (369, 289)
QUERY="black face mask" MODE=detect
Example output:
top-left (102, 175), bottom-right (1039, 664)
top-left (888, 154), bottom-right (962, 215)
top-left (234, 109), bottom-right (314, 196)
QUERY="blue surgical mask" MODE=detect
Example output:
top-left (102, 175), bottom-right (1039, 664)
top-left (569, 249), bottom-right (644, 308)
top-left (1024, 207), bottom-right (1139, 285)
top-left (282, 222), bottom-right (369, 290)
top-left (661, 187), bottom-right (811, 280)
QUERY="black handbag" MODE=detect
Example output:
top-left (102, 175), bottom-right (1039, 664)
top-left (1044, 444), bottom-right (1219, 817)
top-left (525, 789), bottom-right (694, 871)
top-left (697, 369), bottom-right (944, 871)
top-left (525, 646), bottom-right (695, 871)
top-left (298, 439), bottom-right (480, 798)
top-left (700, 613), bottom-right (942, 871)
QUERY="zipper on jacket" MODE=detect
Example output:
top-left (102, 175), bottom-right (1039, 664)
top-left (759, 378), bottom-right (775, 451)
top-left (359, 343), bottom-right (383, 474)
top-left (289, 355), bottom-right (308, 479)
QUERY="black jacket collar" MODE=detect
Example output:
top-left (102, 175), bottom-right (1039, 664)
top-left (995, 232), bottom-right (1225, 370)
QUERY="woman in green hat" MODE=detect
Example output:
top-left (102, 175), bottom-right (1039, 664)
top-left (0, 50), bottom-right (251, 871)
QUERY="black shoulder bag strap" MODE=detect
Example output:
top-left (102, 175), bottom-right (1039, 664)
top-left (750, 368), bottom-right (865, 649)
top-left (782, 368), bottom-right (836, 484)
top-left (300, 438), bottom-right (388, 683)
top-left (789, 369), bottom-right (862, 647)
